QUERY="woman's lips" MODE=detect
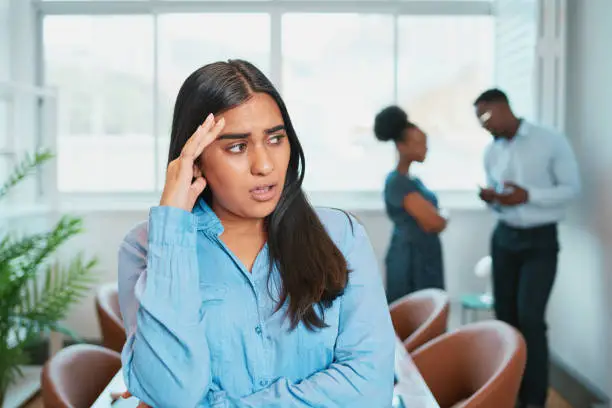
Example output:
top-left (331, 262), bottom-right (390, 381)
top-left (250, 184), bottom-right (277, 202)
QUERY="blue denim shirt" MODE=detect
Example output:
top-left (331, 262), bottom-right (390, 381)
top-left (117, 199), bottom-right (395, 407)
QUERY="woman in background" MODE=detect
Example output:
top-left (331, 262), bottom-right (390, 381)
top-left (374, 106), bottom-right (447, 303)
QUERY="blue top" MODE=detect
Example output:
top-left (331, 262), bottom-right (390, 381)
top-left (382, 171), bottom-right (444, 301)
top-left (117, 199), bottom-right (395, 408)
top-left (384, 171), bottom-right (439, 242)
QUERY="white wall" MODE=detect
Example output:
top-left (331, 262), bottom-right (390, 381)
top-left (0, 0), bottom-right (9, 82)
top-left (1, 0), bottom-right (36, 83)
top-left (8, 0), bottom-right (36, 85)
top-left (545, 0), bottom-right (612, 397)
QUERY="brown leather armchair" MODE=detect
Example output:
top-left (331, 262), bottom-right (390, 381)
top-left (411, 320), bottom-right (527, 408)
top-left (389, 288), bottom-right (450, 352)
top-left (95, 282), bottom-right (126, 353)
top-left (41, 344), bottom-right (121, 408)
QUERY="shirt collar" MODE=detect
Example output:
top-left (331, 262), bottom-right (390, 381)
top-left (494, 119), bottom-right (529, 143)
top-left (192, 197), bottom-right (224, 236)
top-left (515, 118), bottom-right (529, 138)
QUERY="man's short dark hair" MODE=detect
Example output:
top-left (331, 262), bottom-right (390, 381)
top-left (474, 88), bottom-right (509, 106)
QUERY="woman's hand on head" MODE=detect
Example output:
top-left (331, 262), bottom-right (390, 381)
top-left (160, 113), bottom-right (225, 212)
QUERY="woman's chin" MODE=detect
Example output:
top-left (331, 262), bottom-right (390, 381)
top-left (242, 197), bottom-right (282, 219)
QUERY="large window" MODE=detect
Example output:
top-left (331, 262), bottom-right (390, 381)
top-left (44, 16), bottom-right (155, 192)
top-left (156, 13), bottom-right (270, 186)
top-left (397, 16), bottom-right (494, 190)
top-left (282, 13), bottom-right (395, 192)
top-left (40, 2), bottom-right (496, 195)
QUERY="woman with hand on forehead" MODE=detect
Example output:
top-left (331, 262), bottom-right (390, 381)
top-left (116, 60), bottom-right (395, 408)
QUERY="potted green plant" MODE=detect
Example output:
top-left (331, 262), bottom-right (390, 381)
top-left (0, 150), bottom-right (97, 404)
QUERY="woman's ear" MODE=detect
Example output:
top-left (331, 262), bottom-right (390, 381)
top-left (192, 164), bottom-right (203, 178)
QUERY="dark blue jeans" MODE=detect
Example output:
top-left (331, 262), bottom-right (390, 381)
top-left (491, 222), bottom-right (559, 406)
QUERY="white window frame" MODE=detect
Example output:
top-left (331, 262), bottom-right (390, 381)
top-left (32, 0), bottom-right (494, 211)
top-left (0, 81), bottom-right (59, 218)
top-left (535, 0), bottom-right (566, 132)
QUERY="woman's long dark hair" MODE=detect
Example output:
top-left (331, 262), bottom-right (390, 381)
top-left (167, 60), bottom-right (349, 330)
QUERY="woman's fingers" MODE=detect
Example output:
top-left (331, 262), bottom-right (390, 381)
top-left (177, 116), bottom-right (224, 183)
top-left (194, 117), bottom-right (225, 160)
top-left (188, 177), bottom-right (207, 207)
top-left (180, 114), bottom-right (214, 160)
top-left (160, 113), bottom-right (223, 211)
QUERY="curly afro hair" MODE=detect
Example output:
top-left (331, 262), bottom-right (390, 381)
top-left (373, 106), bottom-right (410, 142)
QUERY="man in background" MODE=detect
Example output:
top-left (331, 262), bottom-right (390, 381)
top-left (475, 89), bottom-right (580, 408)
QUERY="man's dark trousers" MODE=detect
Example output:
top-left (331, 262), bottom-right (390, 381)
top-left (491, 221), bottom-right (559, 406)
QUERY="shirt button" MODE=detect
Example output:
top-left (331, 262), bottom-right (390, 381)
top-left (260, 380), bottom-right (268, 386)
top-left (255, 325), bottom-right (262, 335)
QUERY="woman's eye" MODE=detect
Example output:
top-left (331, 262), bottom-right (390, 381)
top-left (228, 143), bottom-right (247, 153)
top-left (269, 135), bottom-right (286, 145)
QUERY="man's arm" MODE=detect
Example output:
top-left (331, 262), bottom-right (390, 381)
top-left (526, 135), bottom-right (580, 207)
top-left (479, 144), bottom-right (499, 207)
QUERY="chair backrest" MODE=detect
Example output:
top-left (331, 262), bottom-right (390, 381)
top-left (95, 282), bottom-right (126, 353)
top-left (389, 288), bottom-right (450, 352)
top-left (411, 320), bottom-right (527, 408)
top-left (41, 344), bottom-right (122, 408)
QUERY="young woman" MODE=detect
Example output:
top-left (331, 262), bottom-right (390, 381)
top-left (117, 60), bottom-right (395, 407)
top-left (374, 106), bottom-right (447, 303)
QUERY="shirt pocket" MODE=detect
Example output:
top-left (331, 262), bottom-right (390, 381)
top-left (199, 283), bottom-right (245, 387)
top-left (199, 283), bottom-right (230, 357)
top-left (200, 283), bottom-right (228, 302)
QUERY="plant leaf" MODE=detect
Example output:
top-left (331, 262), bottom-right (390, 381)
top-left (0, 150), bottom-right (98, 396)
top-left (0, 149), bottom-right (53, 200)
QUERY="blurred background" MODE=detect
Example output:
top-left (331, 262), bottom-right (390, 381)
top-left (1, 1), bottom-right (611, 407)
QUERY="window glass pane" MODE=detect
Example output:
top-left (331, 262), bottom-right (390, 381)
top-left (44, 15), bottom-right (154, 192)
top-left (282, 13), bottom-right (395, 192)
top-left (156, 13), bottom-right (270, 184)
top-left (397, 16), bottom-right (494, 190)
top-left (494, 0), bottom-right (537, 120)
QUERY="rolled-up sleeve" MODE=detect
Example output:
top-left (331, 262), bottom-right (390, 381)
top-left (118, 206), bottom-right (211, 408)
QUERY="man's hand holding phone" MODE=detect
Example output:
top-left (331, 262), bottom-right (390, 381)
top-left (478, 182), bottom-right (528, 206)
top-left (478, 186), bottom-right (497, 204)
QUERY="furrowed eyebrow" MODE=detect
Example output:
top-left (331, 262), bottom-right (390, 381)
top-left (265, 125), bottom-right (285, 134)
top-left (217, 125), bottom-right (285, 140)
top-left (218, 133), bottom-right (249, 140)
